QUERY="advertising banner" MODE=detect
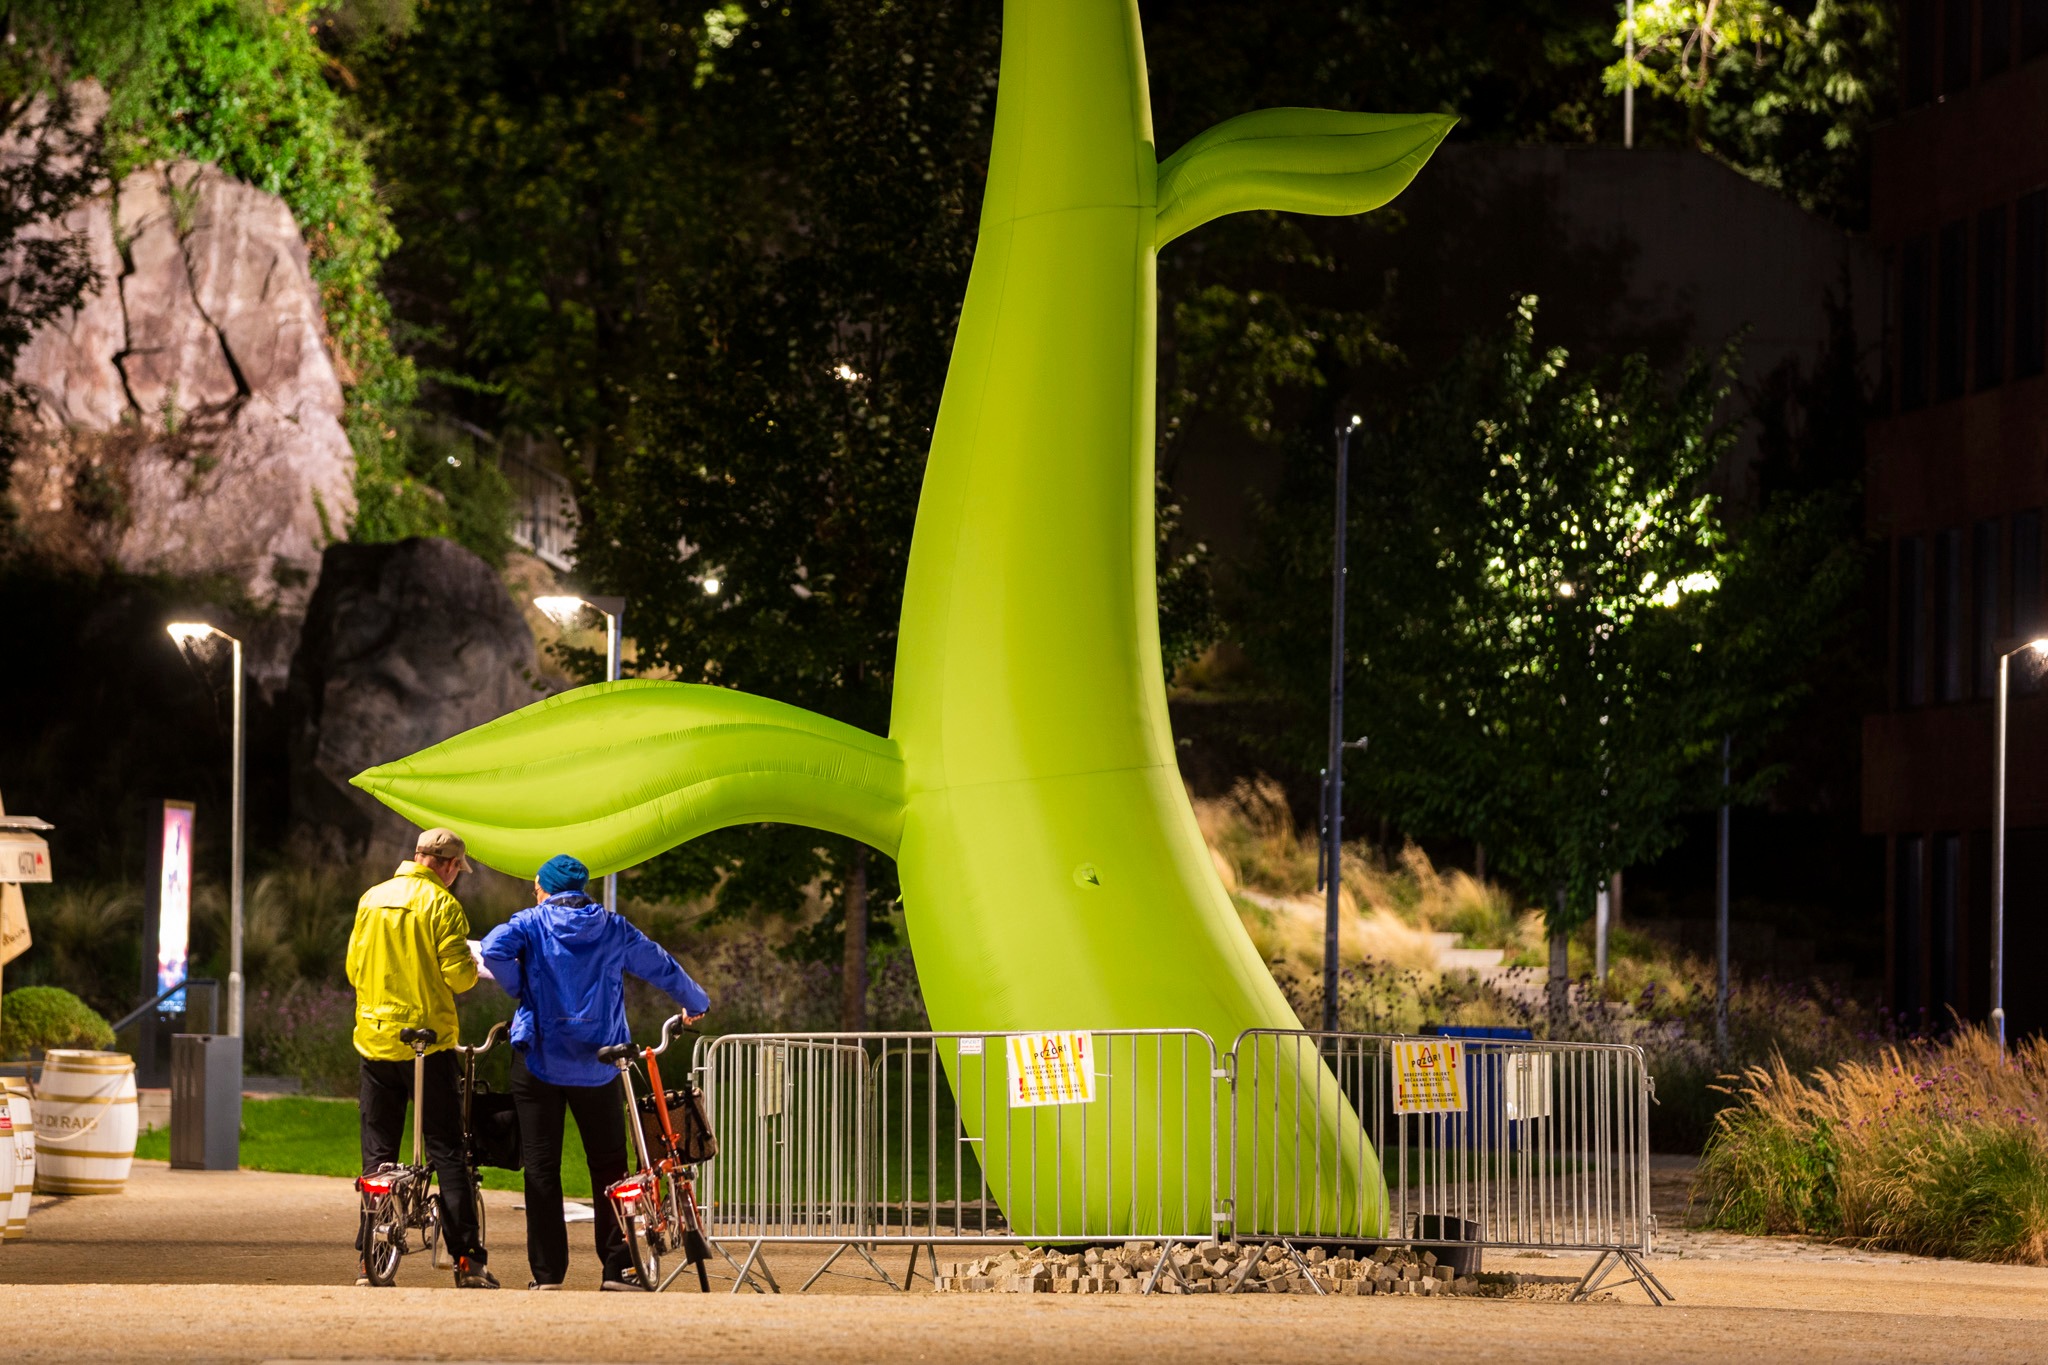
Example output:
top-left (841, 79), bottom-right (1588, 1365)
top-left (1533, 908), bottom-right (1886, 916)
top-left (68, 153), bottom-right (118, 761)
top-left (155, 801), bottom-right (194, 1012)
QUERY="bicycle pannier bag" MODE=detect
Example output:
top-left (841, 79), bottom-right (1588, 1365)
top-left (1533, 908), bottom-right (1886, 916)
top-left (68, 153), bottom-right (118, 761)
top-left (637, 1085), bottom-right (717, 1165)
top-left (469, 1090), bottom-right (523, 1171)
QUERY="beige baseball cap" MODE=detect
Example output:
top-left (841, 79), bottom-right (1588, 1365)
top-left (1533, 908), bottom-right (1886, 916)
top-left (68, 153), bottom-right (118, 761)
top-left (415, 827), bottom-right (472, 871)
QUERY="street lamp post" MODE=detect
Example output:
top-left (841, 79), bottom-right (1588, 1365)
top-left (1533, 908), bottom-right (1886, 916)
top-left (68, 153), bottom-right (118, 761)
top-left (166, 621), bottom-right (244, 1037)
top-left (536, 595), bottom-right (627, 911)
top-left (1991, 635), bottom-right (2048, 1055)
top-left (1321, 415), bottom-right (1363, 1035)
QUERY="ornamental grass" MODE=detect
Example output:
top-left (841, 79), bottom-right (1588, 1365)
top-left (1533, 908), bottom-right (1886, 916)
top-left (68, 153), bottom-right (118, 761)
top-left (1694, 1027), bottom-right (2048, 1263)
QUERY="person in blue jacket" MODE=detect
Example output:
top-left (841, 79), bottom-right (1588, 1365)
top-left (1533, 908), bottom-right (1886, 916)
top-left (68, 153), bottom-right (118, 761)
top-left (480, 853), bottom-right (709, 1291)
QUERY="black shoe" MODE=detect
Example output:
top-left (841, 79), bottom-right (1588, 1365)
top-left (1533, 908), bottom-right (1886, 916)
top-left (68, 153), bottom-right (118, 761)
top-left (455, 1257), bottom-right (501, 1289)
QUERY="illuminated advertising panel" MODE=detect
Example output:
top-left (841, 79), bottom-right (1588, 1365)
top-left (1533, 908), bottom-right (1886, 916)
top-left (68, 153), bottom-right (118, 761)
top-left (157, 800), bottom-right (194, 1013)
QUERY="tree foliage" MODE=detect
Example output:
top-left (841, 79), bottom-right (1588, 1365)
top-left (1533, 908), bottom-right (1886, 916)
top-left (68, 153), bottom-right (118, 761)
top-left (1605, 0), bottom-right (1894, 223)
top-left (1234, 297), bottom-right (1858, 933)
top-left (0, 72), bottom-right (104, 540)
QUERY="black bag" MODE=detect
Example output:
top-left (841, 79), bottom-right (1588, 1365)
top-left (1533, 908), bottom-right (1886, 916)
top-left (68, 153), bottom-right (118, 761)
top-left (637, 1085), bottom-right (717, 1166)
top-left (468, 1089), bottom-right (524, 1171)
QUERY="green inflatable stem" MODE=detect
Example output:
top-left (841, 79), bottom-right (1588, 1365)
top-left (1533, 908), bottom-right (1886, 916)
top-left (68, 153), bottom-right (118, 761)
top-left (355, 0), bottom-right (1450, 1239)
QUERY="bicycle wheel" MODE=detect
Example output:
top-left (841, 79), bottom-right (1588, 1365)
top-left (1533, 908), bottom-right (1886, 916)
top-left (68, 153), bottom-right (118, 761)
top-left (471, 1171), bottom-right (487, 1252)
top-left (620, 1207), bottom-right (661, 1290)
top-left (618, 1175), bottom-right (680, 1291)
top-left (365, 1192), bottom-right (405, 1286)
top-left (679, 1181), bottom-right (712, 1293)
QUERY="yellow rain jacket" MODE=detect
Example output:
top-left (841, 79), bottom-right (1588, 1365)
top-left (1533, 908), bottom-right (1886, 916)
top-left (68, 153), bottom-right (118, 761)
top-left (345, 861), bottom-right (478, 1061)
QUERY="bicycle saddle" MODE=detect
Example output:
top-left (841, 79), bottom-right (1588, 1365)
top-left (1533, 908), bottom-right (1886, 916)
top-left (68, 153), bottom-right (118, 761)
top-left (596, 1043), bottom-right (638, 1064)
top-left (399, 1027), bottom-right (438, 1047)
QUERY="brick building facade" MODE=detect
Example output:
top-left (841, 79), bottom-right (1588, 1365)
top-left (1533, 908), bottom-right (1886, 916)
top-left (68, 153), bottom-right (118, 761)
top-left (1866, 0), bottom-right (2048, 1033)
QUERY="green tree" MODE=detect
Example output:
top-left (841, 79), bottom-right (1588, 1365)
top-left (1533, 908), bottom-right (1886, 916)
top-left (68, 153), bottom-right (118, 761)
top-left (1235, 298), bottom-right (1857, 1016)
top-left (560, 0), bottom-right (1001, 1020)
top-left (1605, 0), bottom-right (1894, 223)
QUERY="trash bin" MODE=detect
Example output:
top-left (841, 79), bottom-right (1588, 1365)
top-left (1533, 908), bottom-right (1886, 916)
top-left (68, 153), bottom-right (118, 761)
top-left (1423, 1025), bottom-right (1536, 1153)
top-left (170, 1034), bottom-right (241, 1171)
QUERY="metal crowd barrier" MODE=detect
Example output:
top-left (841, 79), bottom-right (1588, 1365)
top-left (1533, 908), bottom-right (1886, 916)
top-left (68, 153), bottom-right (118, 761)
top-left (691, 1029), bottom-right (1222, 1291)
top-left (1229, 1031), bottom-right (1667, 1304)
top-left (687, 1027), bottom-right (1664, 1302)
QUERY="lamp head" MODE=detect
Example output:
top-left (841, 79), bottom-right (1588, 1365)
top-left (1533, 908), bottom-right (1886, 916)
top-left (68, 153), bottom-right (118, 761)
top-left (2033, 637), bottom-right (2048, 657)
top-left (702, 578), bottom-right (722, 596)
top-left (533, 595), bottom-right (591, 627)
top-left (166, 622), bottom-right (221, 644)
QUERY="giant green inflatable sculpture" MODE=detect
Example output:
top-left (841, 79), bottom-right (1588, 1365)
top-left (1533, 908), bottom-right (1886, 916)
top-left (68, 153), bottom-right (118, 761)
top-left (356, 0), bottom-right (1450, 1239)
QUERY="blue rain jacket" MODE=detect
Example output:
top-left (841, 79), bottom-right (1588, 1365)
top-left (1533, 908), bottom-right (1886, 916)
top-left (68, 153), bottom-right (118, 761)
top-left (480, 892), bottom-right (710, 1087)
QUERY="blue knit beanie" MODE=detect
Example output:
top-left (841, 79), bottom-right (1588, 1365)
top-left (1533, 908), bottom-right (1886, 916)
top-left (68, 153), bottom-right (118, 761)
top-left (536, 854), bottom-right (589, 895)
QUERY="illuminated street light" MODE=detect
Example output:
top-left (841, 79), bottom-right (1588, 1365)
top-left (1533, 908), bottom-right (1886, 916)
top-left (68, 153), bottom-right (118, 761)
top-left (1991, 635), bottom-right (2048, 1054)
top-left (533, 594), bottom-right (626, 913)
top-left (166, 621), bottom-right (245, 1038)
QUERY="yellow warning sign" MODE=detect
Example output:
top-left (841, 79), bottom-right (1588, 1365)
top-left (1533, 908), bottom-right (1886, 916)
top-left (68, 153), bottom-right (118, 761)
top-left (1392, 1040), bottom-right (1465, 1114)
top-left (1006, 1032), bottom-right (1095, 1107)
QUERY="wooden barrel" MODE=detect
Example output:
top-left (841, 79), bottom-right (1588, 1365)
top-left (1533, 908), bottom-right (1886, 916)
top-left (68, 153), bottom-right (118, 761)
top-left (3, 1079), bottom-right (33, 1236)
top-left (0, 1091), bottom-right (16, 1241)
top-left (34, 1050), bottom-right (137, 1195)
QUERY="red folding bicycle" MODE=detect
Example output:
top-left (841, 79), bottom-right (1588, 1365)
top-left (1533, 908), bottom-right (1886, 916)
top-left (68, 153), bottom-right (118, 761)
top-left (596, 1014), bottom-right (717, 1292)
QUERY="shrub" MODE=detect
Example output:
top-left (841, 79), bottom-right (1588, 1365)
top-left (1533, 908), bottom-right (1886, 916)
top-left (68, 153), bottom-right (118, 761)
top-left (1694, 1028), bottom-right (2048, 1263)
top-left (0, 985), bottom-right (116, 1057)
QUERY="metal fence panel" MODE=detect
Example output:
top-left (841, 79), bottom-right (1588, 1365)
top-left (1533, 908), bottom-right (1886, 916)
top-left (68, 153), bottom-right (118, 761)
top-left (692, 1030), bottom-right (1223, 1246)
top-left (1229, 1031), bottom-right (1652, 1256)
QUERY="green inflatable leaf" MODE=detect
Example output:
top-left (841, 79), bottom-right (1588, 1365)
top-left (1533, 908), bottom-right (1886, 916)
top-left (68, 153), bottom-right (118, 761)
top-left (351, 680), bottom-right (905, 878)
top-left (1154, 108), bottom-right (1456, 248)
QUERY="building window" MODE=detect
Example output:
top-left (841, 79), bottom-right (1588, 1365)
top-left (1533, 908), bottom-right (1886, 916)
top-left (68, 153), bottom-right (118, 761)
top-left (2017, 511), bottom-right (2043, 635)
top-left (1937, 220), bottom-right (1970, 401)
top-left (1935, 529), bottom-right (1964, 701)
top-left (1900, 536), bottom-right (1928, 706)
top-left (1908, 0), bottom-right (1939, 102)
top-left (1944, 0), bottom-right (1977, 89)
top-left (1901, 236), bottom-right (1934, 409)
top-left (1896, 835), bottom-right (1925, 1019)
top-left (1986, 0), bottom-right (2015, 73)
top-left (1975, 518), bottom-right (2002, 695)
top-left (2018, 191), bottom-right (2047, 378)
top-left (1978, 206), bottom-right (2008, 389)
top-left (2026, 0), bottom-right (2048, 60)
top-left (1931, 833), bottom-right (1960, 1018)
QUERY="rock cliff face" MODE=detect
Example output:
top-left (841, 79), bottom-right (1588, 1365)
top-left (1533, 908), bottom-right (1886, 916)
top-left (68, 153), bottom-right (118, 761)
top-left (10, 156), bottom-right (357, 691)
top-left (287, 537), bottom-right (546, 872)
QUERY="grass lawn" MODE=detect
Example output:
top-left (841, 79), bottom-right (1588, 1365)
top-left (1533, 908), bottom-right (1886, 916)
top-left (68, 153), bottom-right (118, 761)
top-left (137, 1097), bottom-right (597, 1198)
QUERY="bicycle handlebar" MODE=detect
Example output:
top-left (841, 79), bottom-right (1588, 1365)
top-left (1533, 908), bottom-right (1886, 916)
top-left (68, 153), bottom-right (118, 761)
top-left (649, 1013), bottom-right (693, 1058)
top-left (599, 1014), bottom-right (697, 1069)
top-left (461, 1021), bottom-right (509, 1057)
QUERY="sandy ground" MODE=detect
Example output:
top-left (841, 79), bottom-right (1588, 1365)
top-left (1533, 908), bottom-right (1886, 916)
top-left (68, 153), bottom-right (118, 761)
top-left (2, 1158), bottom-right (2045, 1363)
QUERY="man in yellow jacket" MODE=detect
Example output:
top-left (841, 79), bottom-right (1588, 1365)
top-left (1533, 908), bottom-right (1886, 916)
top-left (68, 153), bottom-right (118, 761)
top-left (346, 827), bottom-right (496, 1288)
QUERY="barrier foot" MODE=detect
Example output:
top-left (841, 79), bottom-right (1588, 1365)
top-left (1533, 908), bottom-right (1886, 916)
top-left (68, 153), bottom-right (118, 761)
top-left (1572, 1248), bottom-right (1670, 1306)
top-left (1139, 1240), bottom-right (1198, 1296)
top-left (1222, 1241), bottom-right (1272, 1295)
top-left (901, 1242), bottom-right (939, 1291)
top-left (724, 1238), bottom-right (781, 1294)
top-left (797, 1241), bottom-right (904, 1293)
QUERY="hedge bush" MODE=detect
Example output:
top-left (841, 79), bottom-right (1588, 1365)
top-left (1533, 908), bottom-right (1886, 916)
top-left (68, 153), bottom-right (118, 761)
top-left (0, 985), bottom-right (117, 1058)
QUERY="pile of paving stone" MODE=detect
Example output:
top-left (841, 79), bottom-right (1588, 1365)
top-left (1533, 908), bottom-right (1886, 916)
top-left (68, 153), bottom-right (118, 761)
top-left (932, 1241), bottom-right (1530, 1296)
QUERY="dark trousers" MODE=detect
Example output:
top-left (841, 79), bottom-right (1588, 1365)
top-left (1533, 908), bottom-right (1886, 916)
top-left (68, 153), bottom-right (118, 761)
top-left (359, 1050), bottom-right (486, 1263)
top-left (511, 1052), bottom-right (630, 1284)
